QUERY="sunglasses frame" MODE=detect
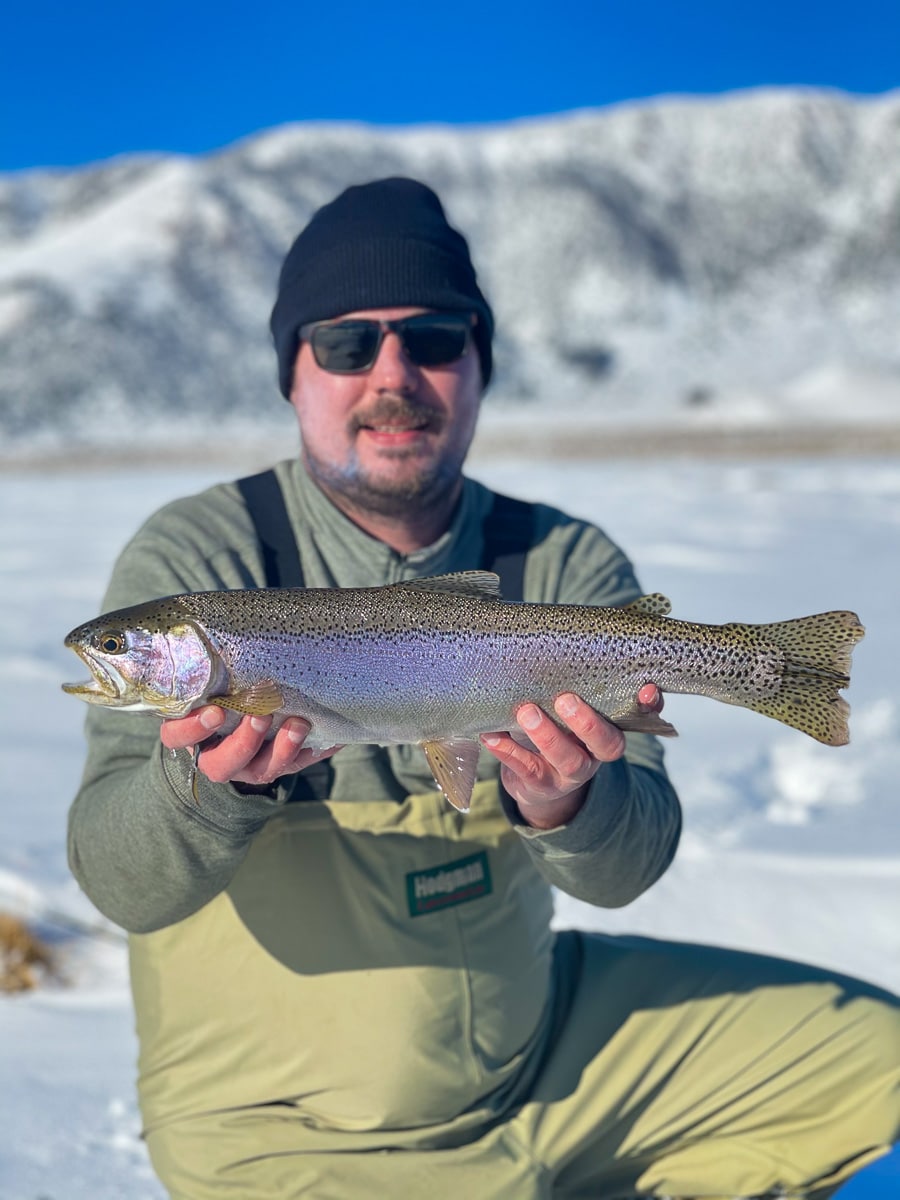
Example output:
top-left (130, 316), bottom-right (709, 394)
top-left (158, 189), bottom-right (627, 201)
top-left (299, 312), bottom-right (476, 375)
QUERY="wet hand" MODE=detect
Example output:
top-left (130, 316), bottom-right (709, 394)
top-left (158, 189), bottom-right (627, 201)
top-left (481, 685), bottom-right (662, 830)
top-left (160, 706), bottom-right (340, 789)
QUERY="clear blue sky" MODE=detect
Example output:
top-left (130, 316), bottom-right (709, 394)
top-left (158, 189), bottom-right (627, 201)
top-left (3, 0), bottom-right (898, 172)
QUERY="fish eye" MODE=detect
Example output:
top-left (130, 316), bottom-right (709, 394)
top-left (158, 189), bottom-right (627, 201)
top-left (93, 629), bottom-right (127, 655)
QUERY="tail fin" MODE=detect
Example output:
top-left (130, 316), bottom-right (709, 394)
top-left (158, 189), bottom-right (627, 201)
top-left (742, 611), bottom-right (864, 746)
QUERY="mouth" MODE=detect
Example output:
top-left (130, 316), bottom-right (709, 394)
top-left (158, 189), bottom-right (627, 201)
top-left (360, 424), bottom-right (431, 445)
top-left (62, 648), bottom-right (126, 705)
top-left (366, 422), bottom-right (428, 432)
top-left (353, 400), bottom-right (439, 444)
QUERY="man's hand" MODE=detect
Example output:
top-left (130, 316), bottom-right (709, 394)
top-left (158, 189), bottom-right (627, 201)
top-left (159, 707), bottom-right (339, 790)
top-left (481, 684), bottom-right (662, 830)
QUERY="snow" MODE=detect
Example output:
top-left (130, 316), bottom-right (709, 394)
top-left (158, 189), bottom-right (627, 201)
top-left (1, 452), bottom-right (898, 1196)
top-left (0, 159), bottom-right (203, 314)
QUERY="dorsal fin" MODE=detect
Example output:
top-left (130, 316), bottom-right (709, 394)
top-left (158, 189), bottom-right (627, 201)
top-left (623, 593), bottom-right (672, 618)
top-left (399, 572), bottom-right (502, 600)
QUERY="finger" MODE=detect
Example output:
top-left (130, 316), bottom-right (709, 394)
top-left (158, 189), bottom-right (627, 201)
top-left (480, 729), bottom-right (549, 784)
top-left (517, 703), bottom-right (595, 779)
top-left (637, 683), bottom-right (663, 712)
top-left (239, 741), bottom-right (342, 788)
top-left (255, 717), bottom-right (318, 779)
top-left (553, 693), bottom-right (626, 762)
top-left (198, 714), bottom-right (273, 783)
top-left (481, 724), bottom-right (591, 822)
top-left (160, 705), bottom-right (225, 750)
top-left (209, 719), bottom-right (342, 788)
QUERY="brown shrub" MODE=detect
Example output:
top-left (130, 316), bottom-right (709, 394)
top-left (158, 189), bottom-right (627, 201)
top-left (0, 913), bottom-right (57, 993)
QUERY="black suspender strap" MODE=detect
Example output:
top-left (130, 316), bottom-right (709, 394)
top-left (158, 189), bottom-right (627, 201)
top-left (236, 468), bottom-right (325, 799)
top-left (237, 470), bottom-right (535, 601)
top-left (235, 469), bottom-right (305, 589)
top-left (479, 492), bottom-right (535, 603)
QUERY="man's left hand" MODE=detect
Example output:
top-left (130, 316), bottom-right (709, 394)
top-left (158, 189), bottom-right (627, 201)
top-left (481, 684), bottom-right (662, 830)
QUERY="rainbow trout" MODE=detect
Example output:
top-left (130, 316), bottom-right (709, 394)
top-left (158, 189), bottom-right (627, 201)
top-left (63, 571), bottom-right (864, 811)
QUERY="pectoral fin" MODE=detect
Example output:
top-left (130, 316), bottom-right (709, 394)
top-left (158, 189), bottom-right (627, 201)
top-left (422, 738), bottom-right (483, 813)
top-left (209, 681), bottom-right (284, 716)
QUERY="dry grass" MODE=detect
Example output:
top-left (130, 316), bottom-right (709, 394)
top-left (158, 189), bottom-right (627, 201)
top-left (3, 422), bottom-right (900, 474)
top-left (469, 421), bottom-right (900, 462)
top-left (0, 913), bottom-right (58, 993)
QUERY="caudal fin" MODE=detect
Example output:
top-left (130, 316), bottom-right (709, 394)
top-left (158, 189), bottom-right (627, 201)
top-left (742, 611), bottom-right (864, 746)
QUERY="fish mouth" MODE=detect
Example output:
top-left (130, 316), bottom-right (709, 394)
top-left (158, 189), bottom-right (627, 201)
top-left (62, 647), bottom-right (129, 705)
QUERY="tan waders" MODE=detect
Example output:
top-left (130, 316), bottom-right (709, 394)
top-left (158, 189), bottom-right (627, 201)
top-left (128, 784), bottom-right (899, 1198)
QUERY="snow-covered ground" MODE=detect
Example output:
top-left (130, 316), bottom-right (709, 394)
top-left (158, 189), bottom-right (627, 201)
top-left (1, 453), bottom-right (898, 1197)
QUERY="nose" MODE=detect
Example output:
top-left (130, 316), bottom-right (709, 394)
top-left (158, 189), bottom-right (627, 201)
top-left (370, 329), bottom-right (418, 392)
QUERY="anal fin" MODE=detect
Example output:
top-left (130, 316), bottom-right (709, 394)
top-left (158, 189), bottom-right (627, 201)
top-left (422, 738), bottom-right (482, 813)
top-left (613, 709), bottom-right (678, 737)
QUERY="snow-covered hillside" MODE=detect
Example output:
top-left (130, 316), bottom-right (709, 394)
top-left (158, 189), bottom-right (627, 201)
top-left (2, 88), bottom-right (900, 454)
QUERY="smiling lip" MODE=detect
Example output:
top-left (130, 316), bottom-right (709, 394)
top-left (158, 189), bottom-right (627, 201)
top-left (361, 425), bottom-right (431, 443)
top-left (353, 397), bottom-right (438, 441)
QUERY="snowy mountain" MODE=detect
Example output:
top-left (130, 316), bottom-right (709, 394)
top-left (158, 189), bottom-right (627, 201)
top-left (2, 88), bottom-right (900, 453)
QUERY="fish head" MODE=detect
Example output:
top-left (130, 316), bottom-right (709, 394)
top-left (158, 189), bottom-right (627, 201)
top-left (62, 602), bottom-right (215, 717)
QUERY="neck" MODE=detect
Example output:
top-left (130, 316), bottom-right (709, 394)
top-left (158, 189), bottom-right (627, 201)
top-left (315, 478), bottom-right (463, 556)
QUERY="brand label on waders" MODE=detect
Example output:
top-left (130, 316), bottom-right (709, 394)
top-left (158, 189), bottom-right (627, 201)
top-left (406, 851), bottom-right (492, 917)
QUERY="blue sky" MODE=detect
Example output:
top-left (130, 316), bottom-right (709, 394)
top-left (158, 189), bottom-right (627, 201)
top-left (3, 0), bottom-right (899, 172)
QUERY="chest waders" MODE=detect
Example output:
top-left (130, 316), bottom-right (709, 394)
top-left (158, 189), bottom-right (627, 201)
top-left (132, 473), bottom-right (562, 1146)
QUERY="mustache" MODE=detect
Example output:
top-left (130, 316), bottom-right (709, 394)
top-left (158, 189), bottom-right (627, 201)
top-left (350, 396), bottom-right (440, 433)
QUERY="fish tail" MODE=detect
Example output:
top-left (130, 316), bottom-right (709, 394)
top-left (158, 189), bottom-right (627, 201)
top-left (741, 611), bottom-right (865, 745)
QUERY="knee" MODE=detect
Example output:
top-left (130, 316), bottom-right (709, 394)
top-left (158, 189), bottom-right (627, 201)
top-left (831, 985), bottom-right (900, 1135)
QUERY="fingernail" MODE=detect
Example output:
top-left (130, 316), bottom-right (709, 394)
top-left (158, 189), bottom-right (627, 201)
top-left (555, 693), bottom-right (578, 719)
top-left (199, 707), bottom-right (223, 730)
top-left (286, 723), bottom-right (306, 745)
top-left (250, 716), bottom-right (269, 733)
top-left (481, 734), bottom-right (501, 748)
top-left (518, 705), bottom-right (542, 731)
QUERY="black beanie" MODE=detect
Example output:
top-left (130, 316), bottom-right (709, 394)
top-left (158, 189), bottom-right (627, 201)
top-left (269, 178), bottom-right (494, 397)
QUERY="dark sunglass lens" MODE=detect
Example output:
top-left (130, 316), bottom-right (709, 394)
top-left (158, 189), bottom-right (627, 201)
top-left (401, 316), bottom-right (469, 366)
top-left (312, 322), bottom-right (381, 372)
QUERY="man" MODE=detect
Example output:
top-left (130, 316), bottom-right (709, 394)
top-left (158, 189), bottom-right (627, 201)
top-left (68, 178), bottom-right (898, 1200)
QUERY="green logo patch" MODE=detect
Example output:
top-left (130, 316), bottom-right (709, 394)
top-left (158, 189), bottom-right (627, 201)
top-left (406, 851), bottom-right (492, 917)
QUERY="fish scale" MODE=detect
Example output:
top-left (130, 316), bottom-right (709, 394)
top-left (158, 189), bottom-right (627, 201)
top-left (63, 570), bottom-right (865, 812)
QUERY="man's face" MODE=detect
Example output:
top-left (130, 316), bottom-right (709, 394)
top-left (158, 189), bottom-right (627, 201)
top-left (288, 306), bottom-right (483, 518)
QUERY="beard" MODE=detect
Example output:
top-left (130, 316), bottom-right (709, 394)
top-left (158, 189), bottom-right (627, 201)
top-left (302, 396), bottom-right (472, 519)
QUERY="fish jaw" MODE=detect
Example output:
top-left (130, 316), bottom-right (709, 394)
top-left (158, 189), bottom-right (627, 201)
top-left (63, 645), bottom-right (134, 707)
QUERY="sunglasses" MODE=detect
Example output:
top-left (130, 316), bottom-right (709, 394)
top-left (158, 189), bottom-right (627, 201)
top-left (299, 312), bottom-right (475, 374)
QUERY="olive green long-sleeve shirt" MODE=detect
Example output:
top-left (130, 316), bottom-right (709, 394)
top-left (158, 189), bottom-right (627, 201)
top-left (68, 459), bottom-right (680, 934)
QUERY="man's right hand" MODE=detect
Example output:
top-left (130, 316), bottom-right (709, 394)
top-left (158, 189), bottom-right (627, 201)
top-left (160, 707), bottom-right (340, 789)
